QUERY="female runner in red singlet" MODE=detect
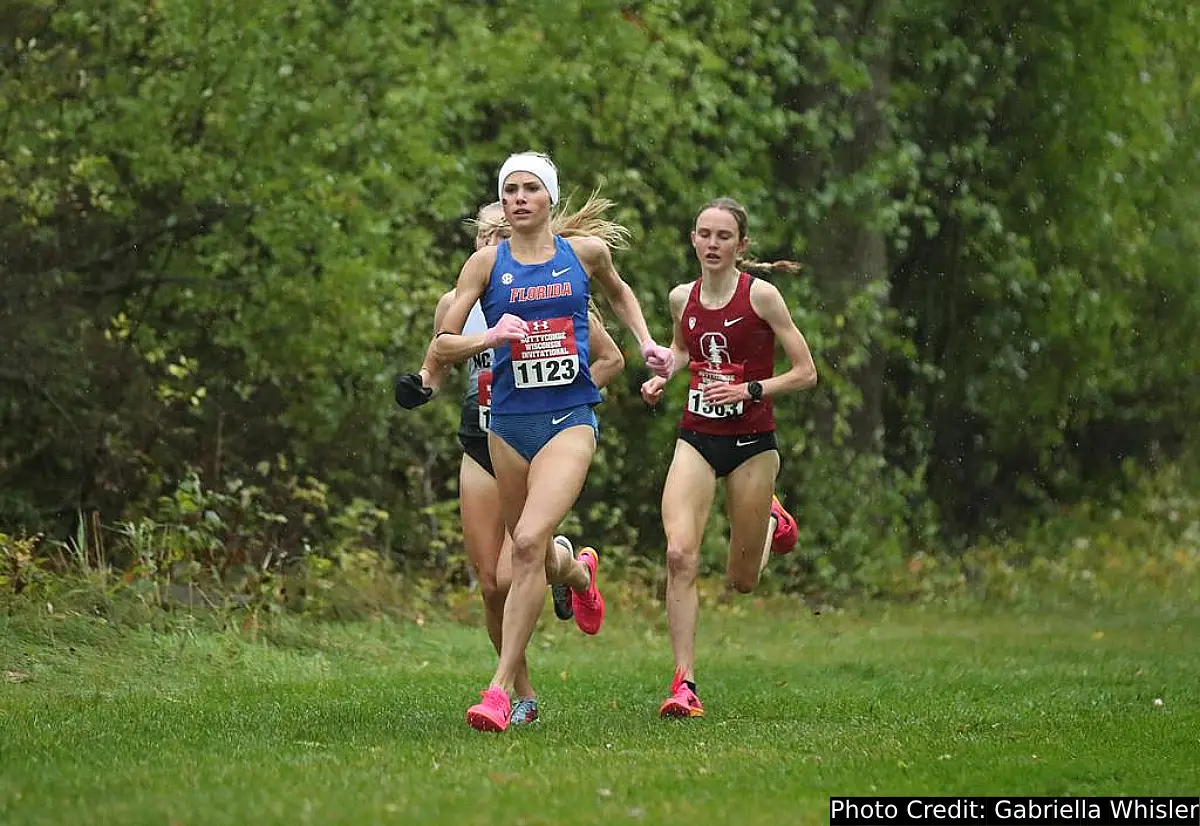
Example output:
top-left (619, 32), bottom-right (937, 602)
top-left (641, 197), bottom-right (818, 719)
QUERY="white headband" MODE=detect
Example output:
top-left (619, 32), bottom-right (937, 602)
top-left (497, 153), bottom-right (559, 205)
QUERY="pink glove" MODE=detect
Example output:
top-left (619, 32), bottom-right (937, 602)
top-left (641, 339), bottom-right (673, 378)
top-left (484, 313), bottom-right (529, 348)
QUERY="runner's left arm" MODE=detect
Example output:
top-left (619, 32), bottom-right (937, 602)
top-left (701, 280), bottom-right (816, 405)
top-left (751, 280), bottom-right (817, 397)
top-left (572, 236), bottom-right (672, 376)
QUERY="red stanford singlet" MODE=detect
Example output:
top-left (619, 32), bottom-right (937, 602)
top-left (680, 272), bottom-right (776, 435)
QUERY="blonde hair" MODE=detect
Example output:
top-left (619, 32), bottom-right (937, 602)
top-left (467, 201), bottom-right (507, 248)
top-left (550, 190), bottom-right (631, 250)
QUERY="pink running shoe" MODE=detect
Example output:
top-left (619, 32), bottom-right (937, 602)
top-left (570, 547), bottom-right (605, 635)
top-left (466, 686), bottom-right (511, 732)
top-left (770, 495), bottom-right (799, 556)
top-left (659, 669), bottom-right (704, 719)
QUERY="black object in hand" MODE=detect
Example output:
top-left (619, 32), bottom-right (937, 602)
top-left (394, 373), bottom-right (433, 409)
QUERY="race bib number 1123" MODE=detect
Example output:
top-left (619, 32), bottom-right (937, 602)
top-left (510, 317), bottom-right (580, 389)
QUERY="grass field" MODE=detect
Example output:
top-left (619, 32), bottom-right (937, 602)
top-left (2, 593), bottom-right (1198, 826)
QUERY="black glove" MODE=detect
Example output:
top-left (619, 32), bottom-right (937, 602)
top-left (394, 373), bottom-right (433, 409)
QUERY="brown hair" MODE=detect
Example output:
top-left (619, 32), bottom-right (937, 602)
top-left (699, 196), bottom-right (749, 240)
top-left (698, 196), bottom-right (803, 276)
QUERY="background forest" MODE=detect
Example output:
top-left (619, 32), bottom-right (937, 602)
top-left (3, 0), bottom-right (1198, 604)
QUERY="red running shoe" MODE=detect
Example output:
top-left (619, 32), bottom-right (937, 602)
top-left (770, 495), bottom-right (799, 555)
top-left (659, 669), bottom-right (704, 719)
top-left (466, 686), bottom-right (511, 732)
top-left (570, 548), bottom-right (606, 635)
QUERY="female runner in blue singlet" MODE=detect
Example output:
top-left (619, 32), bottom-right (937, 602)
top-left (396, 198), bottom-right (628, 726)
top-left (434, 152), bottom-right (673, 732)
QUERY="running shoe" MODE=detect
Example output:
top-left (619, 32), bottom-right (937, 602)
top-left (659, 669), bottom-right (704, 719)
top-left (550, 535), bottom-right (575, 621)
top-left (510, 697), bottom-right (539, 726)
top-left (770, 495), bottom-right (799, 555)
top-left (466, 686), bottom-right (511, 732)
top-left (570, 547), bottom-right (605, 635)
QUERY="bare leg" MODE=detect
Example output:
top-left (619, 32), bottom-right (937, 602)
top-left (724, 450), bottom-right (781, 593)
top-left (487, 426), bottom-right (595, 695)
top-left (661, 440), bottom-right (718, 684)
top-left (460, 455), bottom-right (534, 698)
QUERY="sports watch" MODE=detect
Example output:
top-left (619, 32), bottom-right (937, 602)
top-left (747, 381), bottom-right (764, 402)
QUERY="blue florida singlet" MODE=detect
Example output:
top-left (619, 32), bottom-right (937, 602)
top-left (480, 236), bottom-right (601, 415)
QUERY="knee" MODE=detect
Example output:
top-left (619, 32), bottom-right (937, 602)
top-left (478, 573), bottom-right (506, 606)
top-left (665, 540), bottom-right (700, 580)
top-left (510, 529), bottom-right (548, 569)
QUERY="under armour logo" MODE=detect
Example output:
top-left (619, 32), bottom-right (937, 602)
top-left (530, 320), bottom-right (551, 332)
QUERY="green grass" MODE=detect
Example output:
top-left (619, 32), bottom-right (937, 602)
top-left (2, 594), bottom-right (1199, 826)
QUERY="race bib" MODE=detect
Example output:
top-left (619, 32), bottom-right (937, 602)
top-left (477, 369), bottom-right (492, 432)
top-left (510, 317), bottom-right (580, 389)
top-left (687, 360), bottom-right (745, 419)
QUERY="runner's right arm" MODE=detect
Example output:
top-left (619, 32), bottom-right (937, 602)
top-left (433, 246), bottom-right (527, 364)
top-left (640, 283), bottom-right (691, 405)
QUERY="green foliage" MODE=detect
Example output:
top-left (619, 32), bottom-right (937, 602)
top-left (0, 531), bottom-right (48, 597)
top-left (860, 458), bottom-right (1200, 607)
top-left (2, 0), bottom-right (1199, 596)
top-left (888, 0), bottom-right (1200, 531)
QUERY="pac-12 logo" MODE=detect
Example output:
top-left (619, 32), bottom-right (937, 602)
top-left (698, 332), bottom-right (729, 367)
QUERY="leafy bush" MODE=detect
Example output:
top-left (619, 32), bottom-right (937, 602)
top-left (2, 0), bottom-right (1198, 595)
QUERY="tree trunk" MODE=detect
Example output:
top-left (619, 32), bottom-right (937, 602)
top-left (805, 0), bottom-right (893, 451)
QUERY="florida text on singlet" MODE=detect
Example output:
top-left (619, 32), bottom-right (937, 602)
top-left (480, 236), bottom-right (601, 414)
top-left (459, 300), bottom-right (494, 437)
top-left (680, 272), bottom-right (776, 435)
